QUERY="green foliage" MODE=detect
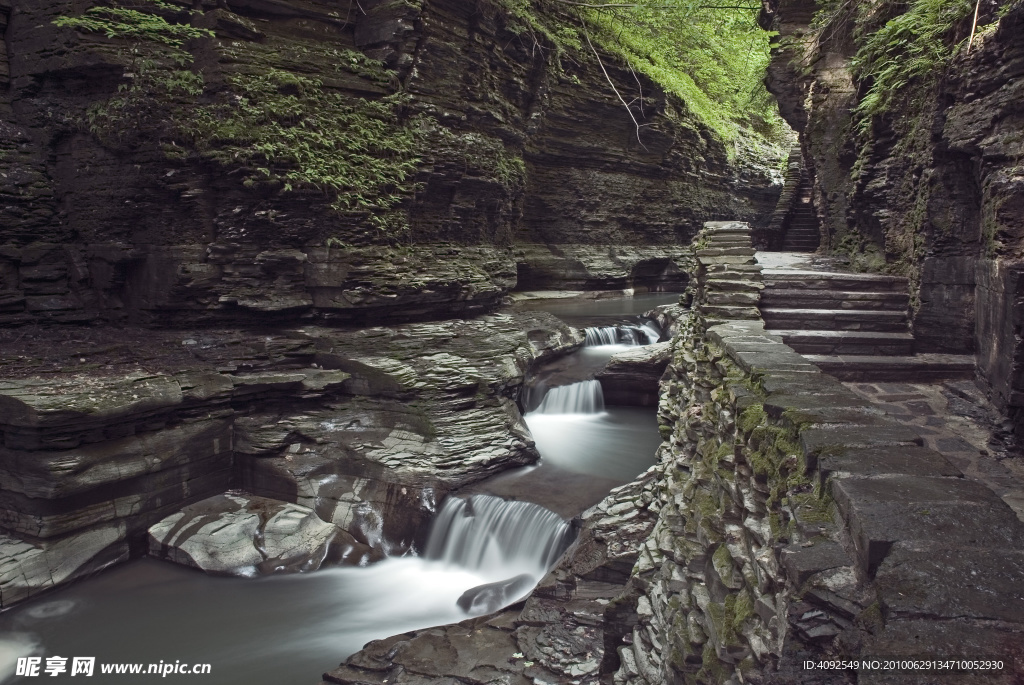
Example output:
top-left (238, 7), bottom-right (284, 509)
top-left (850, 0), bottom-right (974, 134)
top-left (187, 71), bottom-right (421, 227)
top-left (493, 0), bottom-right (784, 143)
top-left (426, 125), bottom-right (526, 192)
top-left (55, 1), bottom-right (421, 236)
top-left (53, 0), bottom-right (213, 49)
top-left (578, 1), bottom-right (784, 141)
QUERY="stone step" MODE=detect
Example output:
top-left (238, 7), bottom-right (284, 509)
top-left (706, 290), bottom-right (760, 306)
top-left (768, 330), bottom-right (915, 355)
top-left (696, 247), bottom-right (756, 257)
top-left (761, 308), bottom-right (909, 332)
top-left (699, 255), bottom-right (757, 266)
top-left (706, 225), bottom-right (751, 234)
top-left (701, 305), bottom-right (761, 320)
top-left (761, 271), bottom-right (909, 292)
top-left (804, 354), bottom-right (976, 382)
top-left (706, 263), bottom-right (762, 273)
top-left (705, 231), bottom-right (752, 240)
top-left (706, 279), bottom-right (764, 292)
top-left (761, 289), bottom-right (910, 310)
top-left (706, 238), bottom-right (751, 246)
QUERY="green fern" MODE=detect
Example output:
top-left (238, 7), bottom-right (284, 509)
top-left (851, 0), bottom-right (974, 135)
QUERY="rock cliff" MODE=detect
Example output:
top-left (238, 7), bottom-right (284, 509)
top-left (0, 0), bottom-right (783, 603)
top-left (0, 0), bottom-right (783, 328)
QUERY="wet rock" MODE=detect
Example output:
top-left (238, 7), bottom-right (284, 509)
top-left (147, 493), bottom-right (379, 576)
top-left (596, 342), bottom-right (672, 407)
top-left (0, 525), bottom-right (128, 609)
top-left (515, 244), bottom-right (694, 292)
top-left (0, 311), bottom-right (581, 599)
top-left (323, 463), bottom-right (662, 685)
top-left (457, 573), bottom-right (535, 614)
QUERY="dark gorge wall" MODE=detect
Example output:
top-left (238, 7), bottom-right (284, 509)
top-left (0, 0), bottom-right (782, 329)
top-left (0, 0), bottom-right (781, 606)
top-left (761, 0), bottom-right (1024, 430)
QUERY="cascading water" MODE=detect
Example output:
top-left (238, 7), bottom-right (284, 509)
top-left (425, 495), bottom-right (573, 574)
top-left (639, 320), bottom-right (662, 344)
top-left (423, 495), bottom-right (573, 614)
top-left (531, 379), bottom-right (605, 414)
top-left (583, 320), bottom-right (662, 347)
top-left (0, 496), bottom-right (575, 685)
top-left (0, 293), bottom-right (669, 685)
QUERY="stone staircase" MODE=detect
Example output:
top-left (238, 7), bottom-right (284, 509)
top-left (780, 175), bottom-right (820, 252)
top-left (761, 268), bottom-right (975, 381)
top-left (694, 222), bottom-right (763, 323)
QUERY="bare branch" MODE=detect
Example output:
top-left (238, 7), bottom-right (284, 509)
top-left (627, 59), bottom-right (644, 118)
top-left (967, 0), bottom-right (981, 53)
top-left (581, 23), bottom-right (648, 150)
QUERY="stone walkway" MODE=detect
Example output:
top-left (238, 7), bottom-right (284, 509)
top-left (847, 379), bottom-right (1024, 521)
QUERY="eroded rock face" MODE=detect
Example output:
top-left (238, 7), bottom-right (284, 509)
top-left (147, 493), bottom-right (379, 575)
top-left (0, 311), bottom-right (580, 604)
top-left (0, 0), bottom-right (780, 328)
top-left (595, 342), bottom-right (672, 407)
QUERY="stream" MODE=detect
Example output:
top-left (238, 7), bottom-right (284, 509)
top-left (0, 293), bottom-right (676, 685)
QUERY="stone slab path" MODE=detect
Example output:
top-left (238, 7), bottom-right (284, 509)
top-left (846, 380), bottom-right (1024, 521)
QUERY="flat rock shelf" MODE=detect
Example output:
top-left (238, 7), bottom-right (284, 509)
top-left (0, 294), bottom-right (670, 685)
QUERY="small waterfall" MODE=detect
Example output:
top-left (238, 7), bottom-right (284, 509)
top-left (584, 326), bottom-right (621, 346)
top-left (640, 320), bottom-right (662, 344)
top-left (583, 320), bottom-right (662, 347)
top-left (424, 495), bottom-right (573, 577)
top-left (531, 380), bottom-right (605, 414)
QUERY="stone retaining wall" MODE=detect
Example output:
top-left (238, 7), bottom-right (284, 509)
top-left (614, 222), bottom-right (1024, 683)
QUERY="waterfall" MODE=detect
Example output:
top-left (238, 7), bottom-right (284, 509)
top-left (424, 495), bottom-right (573, 578)
top-left (640, 320), bottom-right (662, 344)
top-left (583, 320), bottom-right (662, 347)
top-left (531, 379), bottom-right (605, 414)
top-left (584, 326), bottom-right (621, 346)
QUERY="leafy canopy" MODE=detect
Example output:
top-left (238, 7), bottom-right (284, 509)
top-left (535, 0), bottom-right (784, 141)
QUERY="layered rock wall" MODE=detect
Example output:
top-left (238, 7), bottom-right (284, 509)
top-left (0, 313), bottom-right (581, 606)
top-left (0, 0), bottom-right (782, 327)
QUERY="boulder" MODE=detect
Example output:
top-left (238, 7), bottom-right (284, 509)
top-left (147, 493), bottom-right (380, 576)
top-left (457, 573), bottom-right (535, 615)
top-left (596, 342), bottom-right (673, 406)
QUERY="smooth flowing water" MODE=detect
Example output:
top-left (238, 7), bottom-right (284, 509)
top-left (531, 379), bottom-right (606, 414)
top-left (0, 294), bottom-right (666, 685)
top-left (583, 321), bottom-right (661, 347)
top-left (0, 494), bottom-right (571, 685)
